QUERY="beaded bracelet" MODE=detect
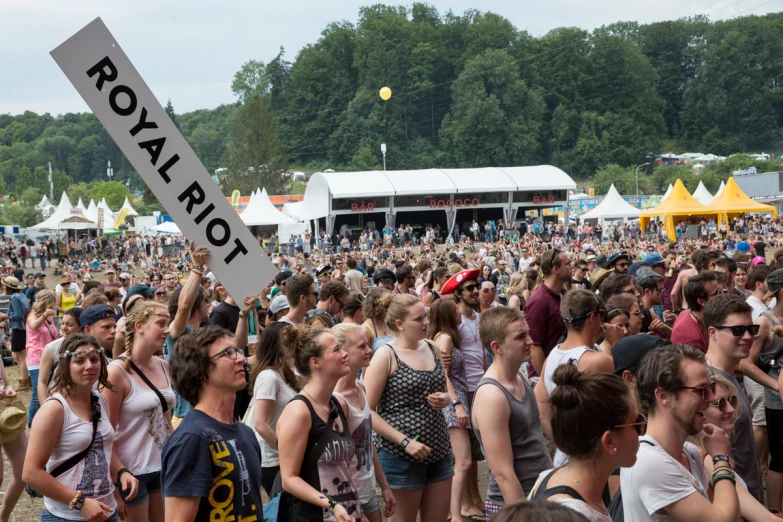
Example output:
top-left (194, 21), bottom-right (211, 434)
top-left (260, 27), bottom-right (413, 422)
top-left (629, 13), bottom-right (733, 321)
top-left (326, 496), bottom-right (337, 514)
top-left (712, 474), bottom-right (737, 487)
top-left (68, 490), bottom-right (84, 510)
top-left (712, 455), bottom-right (733, 467)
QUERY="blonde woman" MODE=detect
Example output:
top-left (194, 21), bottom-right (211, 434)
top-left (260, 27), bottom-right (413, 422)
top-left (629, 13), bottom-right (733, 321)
top-left (26, 289), bottom-right (58, 425)
top-left (521, 268), bottom-right (541, 302)
top-left (103, 301), bottom-right (174, 522)
top-left (506, 272), bottom-right (526, 310)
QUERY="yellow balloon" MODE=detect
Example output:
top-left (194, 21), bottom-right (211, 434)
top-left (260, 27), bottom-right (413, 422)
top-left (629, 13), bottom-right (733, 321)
top-left (379, 86), bottom-right (392, 101)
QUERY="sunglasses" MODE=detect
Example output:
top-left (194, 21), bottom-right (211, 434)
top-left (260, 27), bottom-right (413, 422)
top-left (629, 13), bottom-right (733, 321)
top-left (712, 395), bottom-right (739, 412)
top-left (155, 291), bottom-right (167, 296)
top-left (677, 380), bottom-right (717, 400)
top-left (713, 324), bottom-right (760, 336)
top-left (614, 413), bottom-right (647, 436)
top-left (463, 283), bottom-right (478, 292)
top-left (482, 288), bottom-right (496, 293)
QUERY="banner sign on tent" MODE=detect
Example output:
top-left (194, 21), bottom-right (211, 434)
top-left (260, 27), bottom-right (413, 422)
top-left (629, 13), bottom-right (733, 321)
top-left (113, 208), bottom-right (130, 229)
top-left (51, 18), bottom-right (274, 301)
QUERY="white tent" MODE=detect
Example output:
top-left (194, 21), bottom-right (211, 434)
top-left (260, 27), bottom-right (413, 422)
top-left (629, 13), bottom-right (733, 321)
top-left (120, 197), bottom-right (139, 217)
top-left (692, 181), bottom-right (714, 205)
top-left (76, 198), bottom-right (87, 213)
top-left (715, 180), bottom-right (726, 197)
top-left (36, 195), bottom-right (54, 217)
top-left (152, 221), bottom-right (182, 234)
top-left (240, 188), bottom-right (296, 226)
top-left (282, 202), bottom-right (304, 220)
top-left (662, 183), bottom-right (674, 201)
top-left (580, 184), bottom-right (641, 225)
top-left (85, 200), bottom-right (98, 223)
top-left (30, 192), bottom-right (77, 230)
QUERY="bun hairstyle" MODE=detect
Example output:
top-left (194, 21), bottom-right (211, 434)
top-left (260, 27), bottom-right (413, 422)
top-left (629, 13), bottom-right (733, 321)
top-left (363, 288), bottom-right (391, 321)
top-left (283, 324), bottom-right (330, 378)
top-left (384, 294), bottom-right (420, 332)
top-left (550, 364), bottom-right (630, 459)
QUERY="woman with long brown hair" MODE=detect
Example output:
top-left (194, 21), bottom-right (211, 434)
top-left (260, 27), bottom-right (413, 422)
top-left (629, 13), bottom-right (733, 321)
top-left (26, 289), bottom-right (58, 425)
top-left (521, 269), bottom-right (541, 303)
top-left (429, 298), bottom-right (481, 521)
top-left (422, 267), bottom-right (450, 308)
top-left (248, 322), bottom-right (300, 496)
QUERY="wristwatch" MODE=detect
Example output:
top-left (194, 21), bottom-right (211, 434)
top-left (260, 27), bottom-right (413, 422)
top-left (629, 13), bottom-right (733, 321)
top-left (451, 398), bottom-right (461, 407)
top-left (400, 436), bottom-right (411, 448)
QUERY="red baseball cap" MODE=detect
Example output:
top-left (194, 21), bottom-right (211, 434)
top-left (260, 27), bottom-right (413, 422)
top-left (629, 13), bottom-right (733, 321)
top-left (441, 269), bottom-right (480, 295)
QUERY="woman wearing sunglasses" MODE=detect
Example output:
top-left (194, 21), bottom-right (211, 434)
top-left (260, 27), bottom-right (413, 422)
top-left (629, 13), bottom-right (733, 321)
top-left (530, 364), bottom-right (641, 521)
top-left (688, 375), bottom-right (782, 521)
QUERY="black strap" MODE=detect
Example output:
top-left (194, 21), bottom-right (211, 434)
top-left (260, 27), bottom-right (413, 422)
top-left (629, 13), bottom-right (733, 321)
top-left (118, 357), bottom-right (169, 414)
top-left (49, 393), bottom-right (100, 478)
top-left (533, 469), bottom-right (586, 502)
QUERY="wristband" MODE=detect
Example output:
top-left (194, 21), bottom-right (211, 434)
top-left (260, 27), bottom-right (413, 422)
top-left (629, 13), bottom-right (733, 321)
top-left (69, 490), bottom-right (84, 510)
top-left (116, 467), bottom-right (132, 483)
top-left (451, 398), bottom-right (461, 407)
top-left (400, 436), bottom-right (411, 448)
top-left (712, 454), bottom-right (732, 465)
top-left (327, 496), bottom-right (337, 513)
top-left (712, 474), bottom-right (737, 487)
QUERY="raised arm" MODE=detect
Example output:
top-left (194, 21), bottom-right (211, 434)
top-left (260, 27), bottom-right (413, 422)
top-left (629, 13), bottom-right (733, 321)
top-left (169, 242), bottom-right (209, 339)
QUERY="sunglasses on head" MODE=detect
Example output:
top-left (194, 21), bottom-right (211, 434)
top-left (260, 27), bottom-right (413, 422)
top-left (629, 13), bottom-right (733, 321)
top-left (712, 395), bottom-right (739, 412)
top-left (614, 413), bottom-right (647, 436)
top-left (714, 324), bottom-right (760, 336)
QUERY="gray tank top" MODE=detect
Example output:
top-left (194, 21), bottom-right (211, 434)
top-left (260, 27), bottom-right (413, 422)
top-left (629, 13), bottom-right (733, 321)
top-left (760, 312), bottom-right (783, 410)
top-left (472, 375), bottom-right (551, 505)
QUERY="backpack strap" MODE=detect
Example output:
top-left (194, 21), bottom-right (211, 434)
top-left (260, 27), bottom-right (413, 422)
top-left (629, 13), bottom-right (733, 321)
top-left (49, 393), bottom-right (100, 478)
top-left (533, 469), bottom-right (586, 503)
top-left (117, 356), bottom-right (169, 413)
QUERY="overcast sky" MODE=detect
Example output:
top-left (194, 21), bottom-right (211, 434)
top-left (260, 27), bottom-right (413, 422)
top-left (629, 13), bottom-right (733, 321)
top-left (1, 0), bottom-right (779, 116)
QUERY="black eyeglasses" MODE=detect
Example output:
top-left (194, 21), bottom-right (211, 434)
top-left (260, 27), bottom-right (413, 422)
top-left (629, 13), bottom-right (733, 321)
top-left (482, 288), bottom-right (496, 293)
top-left (677, 381), bottom-right (717, 400)
top-left (615, 413), bottom-right (647, 436)
top-left (713, 324), bottom-right (760, 337)
top-left (712, 395), bottom-right (739, 412)
top-left (210, 346), bottom-right (242, 360)
top-left (155, 291), bottom-right (167, 296)
top-left (463, 283), bottom-right (478, 292)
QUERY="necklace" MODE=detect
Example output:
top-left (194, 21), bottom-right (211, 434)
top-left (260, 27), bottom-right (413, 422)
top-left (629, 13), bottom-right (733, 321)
top-left (566, 466), bottom-right (608, 515)
top-left (462, 312), bottom-right (479, 343)
top-left (302, 388), bottom-right (332, 418)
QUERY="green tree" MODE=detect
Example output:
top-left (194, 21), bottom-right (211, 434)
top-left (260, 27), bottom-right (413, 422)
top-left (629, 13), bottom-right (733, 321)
top-left (90, 181), bottom-right (130, 209)
top-left (5, 187), bottom-right (43, 227)
top-left (592, 164), bottom-right (655, 195)
top-left (67, 182), bottom-right (93, 206)
top-left (231, 60), bottom-right (268, 103)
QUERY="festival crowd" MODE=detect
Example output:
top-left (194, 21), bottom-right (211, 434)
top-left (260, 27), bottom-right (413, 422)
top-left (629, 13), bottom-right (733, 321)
top-left (0, 213), bottom-right (781, 521)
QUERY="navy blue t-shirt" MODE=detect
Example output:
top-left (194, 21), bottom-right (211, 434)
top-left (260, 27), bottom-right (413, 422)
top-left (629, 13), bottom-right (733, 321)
top-left (161, 409), bottom-right (264, 521)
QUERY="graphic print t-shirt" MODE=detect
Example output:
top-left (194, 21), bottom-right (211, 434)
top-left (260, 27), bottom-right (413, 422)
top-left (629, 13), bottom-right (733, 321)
top-left (161, 409), bottom-right (264, 522)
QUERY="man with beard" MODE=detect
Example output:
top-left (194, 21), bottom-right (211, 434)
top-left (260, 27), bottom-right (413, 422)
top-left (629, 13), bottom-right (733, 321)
top-left (606, 252), bottom-right (629, 274)
top-left (622, 344), bottom-right (739, 521)
top-left (80, 304), bottom-right (118, 358)
top-left (490, 259), bottom-right (511, 305)
top-left (524, 249), bottom-right (571, 377)
top-left (703, 295), bottom-right (764, 502)
top-left (441, 269), bottom-right (485, 518)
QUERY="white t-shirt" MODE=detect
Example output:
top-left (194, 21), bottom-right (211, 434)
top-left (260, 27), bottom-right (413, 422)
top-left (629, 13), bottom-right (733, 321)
top-left (458, 312), bottom-right (484, 392)
top-left (518, 256), bottom-right (534, 271)
top-left (252, 370), bottom-right (297, 468)
top-left (621, 436), bottom-right (709, 521)
top-left (747, 294), bottom-right (775, 320)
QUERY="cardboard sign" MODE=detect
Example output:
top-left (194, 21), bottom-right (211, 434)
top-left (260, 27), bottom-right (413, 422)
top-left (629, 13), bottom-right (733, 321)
top-left (51, 18), bottom-right (275, 302)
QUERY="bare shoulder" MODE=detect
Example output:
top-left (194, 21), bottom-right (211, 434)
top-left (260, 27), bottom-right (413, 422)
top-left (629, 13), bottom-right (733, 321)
top-left (580, 350), bottom-right (615, 373)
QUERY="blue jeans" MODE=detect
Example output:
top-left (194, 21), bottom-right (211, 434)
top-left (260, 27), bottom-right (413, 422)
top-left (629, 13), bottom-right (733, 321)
top-left (41, 509), bottom-right (118, 521)
top-left (28, 368), bottom-right (39, 427)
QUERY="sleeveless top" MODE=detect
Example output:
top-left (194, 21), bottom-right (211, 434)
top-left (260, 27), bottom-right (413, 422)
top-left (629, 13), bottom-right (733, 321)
top-left (473, 375), bottom-right (551, 505)
top-left (44, 392), bottom-right (117, 520)
top-left (759, 311), bottom-right (783, 410)
top-left (288, 395), bottom-right (362, 522)
top-left (543, 344), bottom-right (599, 466)
top-left (26, 318), bottom-right (57, 369)
top-left (333, 386), bottom-right (376, 504)
top-left (373, 342), bottom-right (451, 463)
top-left (59, 291), bottom-right (76, 317)
top-left (108, 359), bottom-right (175, 474)
top-left (437, 334), bottom-right (471, 430)
top-left (531, 469), bottom-right (612, 522)
top-left (368, 320), bottom-right (396, 354)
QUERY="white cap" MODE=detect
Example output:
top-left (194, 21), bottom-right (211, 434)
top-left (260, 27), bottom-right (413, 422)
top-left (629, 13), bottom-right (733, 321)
top-left (119, 272), bottom-right (131, 279)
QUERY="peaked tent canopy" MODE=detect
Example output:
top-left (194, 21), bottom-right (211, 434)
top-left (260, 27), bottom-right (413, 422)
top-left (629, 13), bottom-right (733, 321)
top-left (716, 180), bottom-right (726, 197)
top-left (240, 188), bottom-right (296, 226)
top-left (662, 184), bottom-right (674, 201)
top-left (30, 192), bottom-right (76, 230)
top-left (282, 202), bottom-right (304, 220)
top-left (76, 198), bottom-right (87, 213)
top-left (692, 181), bottom-right (715, 205)
top-left (639, 179), bottom-right (715, 240)
top-left (120, 197), bottom-right (139, 217)
top-left (705, 177), bottom-right (777, 223)
top-left (580, 184), bottom-right (641, 224)
top-left (152, 221), bottom-right (182, 234)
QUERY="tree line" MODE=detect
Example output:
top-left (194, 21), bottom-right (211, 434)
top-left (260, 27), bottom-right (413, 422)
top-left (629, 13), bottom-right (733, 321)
top-left (1, 5), bottom-right (783, 213)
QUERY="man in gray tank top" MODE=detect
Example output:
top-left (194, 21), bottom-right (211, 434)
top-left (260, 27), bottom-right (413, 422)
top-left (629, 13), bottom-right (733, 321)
top-left (471, 306), bottom-right (552, 518)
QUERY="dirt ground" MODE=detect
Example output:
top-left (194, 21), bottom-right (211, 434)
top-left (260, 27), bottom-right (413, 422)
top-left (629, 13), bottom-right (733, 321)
top-left (0, 265), bottom-right (492, 521)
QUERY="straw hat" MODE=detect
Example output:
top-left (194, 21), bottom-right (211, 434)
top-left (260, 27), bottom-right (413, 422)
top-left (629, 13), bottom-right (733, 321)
top-left (0, 397), bottom-right (27, 444)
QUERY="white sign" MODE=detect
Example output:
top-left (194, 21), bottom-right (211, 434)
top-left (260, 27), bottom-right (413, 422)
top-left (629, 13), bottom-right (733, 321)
top-left (51, 18), bottom-right (275, 302)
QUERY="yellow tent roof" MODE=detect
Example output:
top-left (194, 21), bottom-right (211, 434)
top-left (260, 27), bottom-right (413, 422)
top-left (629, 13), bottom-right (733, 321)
top-left (639, 179), bottom-right (711, 218)
top-left (705, 177), bottom-right (778, 217)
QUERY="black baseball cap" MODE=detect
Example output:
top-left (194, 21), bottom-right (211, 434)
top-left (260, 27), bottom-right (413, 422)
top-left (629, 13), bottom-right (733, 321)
top-left (34, 272), bottom-right (45, 279)
top-left (80, 305), bottom-right (119, 329)
top-left (613, 334), bottom-right (667, 375)
top-left (372, 267), bottom-right (397, 284)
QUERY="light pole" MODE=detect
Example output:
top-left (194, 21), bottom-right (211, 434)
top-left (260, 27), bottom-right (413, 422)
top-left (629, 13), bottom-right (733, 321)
top-left (380, 143), bottom-right (387, 171)
top-left (635, 162), bottom-right (650, 198)
top-left (107, 160), bottom-right (114, 181)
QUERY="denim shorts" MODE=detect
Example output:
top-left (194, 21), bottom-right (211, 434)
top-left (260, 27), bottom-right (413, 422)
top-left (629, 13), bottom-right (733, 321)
top-left (377, 448), bottom-right (454, 490)
top-left (361, 494), bottom-right (381, 514)
top-left (118, 470), bottom-right (162, 506)
top-left (42, 509), bottom-right (118, 521)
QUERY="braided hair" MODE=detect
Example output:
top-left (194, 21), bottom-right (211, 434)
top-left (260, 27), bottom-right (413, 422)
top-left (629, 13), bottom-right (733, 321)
top-left (123, 300), bottom-right (168, 371)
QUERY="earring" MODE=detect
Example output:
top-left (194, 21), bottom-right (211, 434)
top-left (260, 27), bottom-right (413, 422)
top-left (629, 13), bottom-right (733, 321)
top-left (613, 448), bottom-right (617, 453)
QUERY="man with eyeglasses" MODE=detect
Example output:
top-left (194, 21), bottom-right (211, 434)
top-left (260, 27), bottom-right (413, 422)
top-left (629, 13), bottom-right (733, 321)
top-left (393, 264), bottom-right (418, 296)
top-left (606, 252), bottom-right (630, 275)
top-left (670, 271), bottom-right (719, 353)
top-left (622, 344), bottom-right (739, 521)
top-left (637, 268), bottom-right (672, 339)
top-left (518, 247), bottom-right (534, 272)
top-left (306, 280), bottom-right (347, 325)
top-left (162, 326), bottom-right (264, 522)
top-left (280, 274), bottom-right (318, 326)
top-left (490, 260), bottom-right (511, 305)
top-left (703, 294), bottom-right (764, 502)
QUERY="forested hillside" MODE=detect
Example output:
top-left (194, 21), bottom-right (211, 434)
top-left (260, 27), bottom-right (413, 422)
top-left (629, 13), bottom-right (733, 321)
top-left (2, 5), bottom-right (783, 201)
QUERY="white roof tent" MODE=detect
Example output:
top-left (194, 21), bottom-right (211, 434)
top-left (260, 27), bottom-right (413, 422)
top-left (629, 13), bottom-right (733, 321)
top-left (300, 165), bottom-right (576, 221)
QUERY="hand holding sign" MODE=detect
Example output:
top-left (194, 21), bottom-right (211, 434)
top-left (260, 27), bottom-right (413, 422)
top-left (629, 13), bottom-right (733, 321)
top-left (50, 18), bottom-right (275, 301)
